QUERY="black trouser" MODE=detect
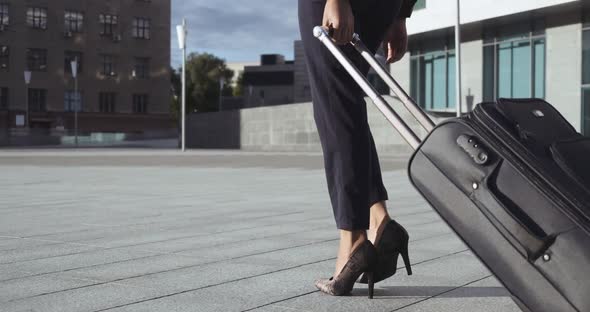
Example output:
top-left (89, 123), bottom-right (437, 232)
top-left (298, 0), bottom-right (403, 230)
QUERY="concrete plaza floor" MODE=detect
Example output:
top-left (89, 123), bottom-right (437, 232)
top-left (0, 149), bottom-right (522, 312)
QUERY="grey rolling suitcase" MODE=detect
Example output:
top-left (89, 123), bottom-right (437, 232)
top-left (314, 26), bottom-right (590, 312)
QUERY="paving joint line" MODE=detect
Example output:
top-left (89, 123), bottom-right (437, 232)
top-left (240, 247), bottom-right (471, 312)
top-left (0, 219), bottom-right (449, 284)
top-left (4, 232), bottom-right (459, 304)
top-left (389, 275), bottom-right (494, 311)
top-left (94, 246), bottom-right (471, 312)
top-left (0, 209), bottom-right (438, 267)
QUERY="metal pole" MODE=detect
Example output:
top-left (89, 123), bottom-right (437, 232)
top-left (219, 77), bottom-right (223, 112)
top-left (455, 0), bottom-right (463, 116)
top-left (74, 71), bottom-right (78, 147)
top-left (25, 86), bottom-right (28, 128)
top-left (181, 19), bottom-right (187, 152)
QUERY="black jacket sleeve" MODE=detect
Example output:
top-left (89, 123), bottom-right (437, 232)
top-left (399, 0), bottom-right (418, 18)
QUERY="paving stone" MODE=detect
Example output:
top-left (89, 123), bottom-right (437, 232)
top-left (0, 151), bottom-right (517, 311)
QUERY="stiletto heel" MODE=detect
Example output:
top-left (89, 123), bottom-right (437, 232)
top-left (401, 244), bottom-right (412, 276)
top-left (367, 271), bottom-right (375, 299)
top-left (359, 219), bottom-right (413, 284)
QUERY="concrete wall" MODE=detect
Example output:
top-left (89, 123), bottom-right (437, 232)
top-left (294, 40), bottom-right (312, 103)
top-left (390, 52), bottom-right (411, 93)
top-left (187, 96), bottom-right (433, 156)
top-left (546, 20), bottom-right (583, 131)
top-left (244, 85), bottom-right (294, 108)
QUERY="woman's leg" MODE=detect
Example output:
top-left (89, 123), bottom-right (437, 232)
top-left (299, 0), bottom-right (373, 276)
top-left (351, 0), bottom-right (403, 246)
top-left (298, 0), bottom-right (401, 276)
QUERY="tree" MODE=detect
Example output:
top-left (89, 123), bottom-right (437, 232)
top-left (170, 66), bottom-right (181, 119)
top-left (233, 71), bottom-right (245, 97)
top-left (185, 53), bottom-right (234, 113)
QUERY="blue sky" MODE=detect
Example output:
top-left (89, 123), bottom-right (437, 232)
top-left (170, 0), bottom-right (300, 68)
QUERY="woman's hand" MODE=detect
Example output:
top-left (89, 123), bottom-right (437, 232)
top-left (323, 0), bottom-right (354, 45)
top-left (383, 19), bottom-right (408, 64)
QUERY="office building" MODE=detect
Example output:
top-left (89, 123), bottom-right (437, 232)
top-left (391, 0), bottom-right (590, 135)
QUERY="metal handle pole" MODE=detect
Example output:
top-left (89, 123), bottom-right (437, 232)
top-left (351, 35), bottom-right (435, 132)
top-left (314, 26), bottom-right (421, 150)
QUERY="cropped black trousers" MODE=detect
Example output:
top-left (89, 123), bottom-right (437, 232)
top-left (298, 0), bottom-right (403, 230)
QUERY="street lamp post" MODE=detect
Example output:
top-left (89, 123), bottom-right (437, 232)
top-left (176, 19), bottom-right (187, 152)
top-left (24, 71), bottom-right (31, 128)
top-left (219, 77), bottom-right (225, 111)
top-left (71, 58), bottom-right (79, 147)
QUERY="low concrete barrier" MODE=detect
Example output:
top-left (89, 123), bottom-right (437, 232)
top-left (187, 96), bottom-right (438, 157)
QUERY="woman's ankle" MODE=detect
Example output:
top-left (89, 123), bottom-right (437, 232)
top-left (369, 201), bottom-right (390, 230)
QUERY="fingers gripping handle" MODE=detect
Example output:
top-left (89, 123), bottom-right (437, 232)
top-left (313, 26), bottom-right (422, 150)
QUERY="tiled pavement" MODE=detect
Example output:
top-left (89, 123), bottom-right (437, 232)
top-left (0, 150), bottom-right (522, 312)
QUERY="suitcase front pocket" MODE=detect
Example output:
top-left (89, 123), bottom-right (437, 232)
top-left (473, 160), bottom-right (557, 262)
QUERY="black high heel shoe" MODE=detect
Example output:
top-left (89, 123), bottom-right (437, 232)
top-left (315, 240), bottom-right (378, 299)
top-left (358, 219), bottom-right (412, 284)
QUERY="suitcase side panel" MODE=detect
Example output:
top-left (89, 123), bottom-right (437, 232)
top-left (408, 121), bottom-right (588, 312)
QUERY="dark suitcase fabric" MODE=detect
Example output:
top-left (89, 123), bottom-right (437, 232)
top-left (408, 99), bottom-right (590, 312)
top-left (551, 137), bottom-right (590, 191)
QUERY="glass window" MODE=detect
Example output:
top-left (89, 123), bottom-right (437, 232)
top-left (132, 94), bottom-right (148, 113)
top-left (64, 51), bottom-right (82, 74)
top-left (0, 87), bottom-right (8, 110)
top-left (133, 57), bottom-right (150, 78)
top-left (0, 3), bottom-right (9, 26)
top-left (583, 30), bottom-right (590, 85)
top-left (483, 46), bottom-right (495, 102)
top-left (99, 14), bottom-right (118, 36)
top-left (64, 11), bottom-right (84, 33)
top-left (64, 91), bottom-right (82, 112)
top-left (99, 92), bottom-right (116, 113)
top-left (132, 17), bottom-right (150, 39)
top-left (28, 89), bottom-right (47, 112)
top-left (583, 88), bottom-right (590, 136)
top-left (26, 49), bottom-right (47, 71)
top-left (414, 0), bottom-right (426, 10)
top-left (100, 54), bottom-right (117, 76)
top-left (483, 30), bottom-right (545, 101)
top-left (26, 7), bottom-right (47, 29)
top-left (410, 49), bottom-right (456, 111)
top-left (0, 45), bottom-right (8, 71)
top-left (534, 39), bottom-right (545, 99)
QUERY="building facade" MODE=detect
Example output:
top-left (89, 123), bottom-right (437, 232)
top-left (391, 0), bottom-right (590, 135)
top-left (0, 0), bottom-right (173, 144)
top-left (242, 54), bottom-right (296, 108)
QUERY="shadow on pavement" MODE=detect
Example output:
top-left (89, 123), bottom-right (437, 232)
top-left (352, 286), bottom-right (511, 298)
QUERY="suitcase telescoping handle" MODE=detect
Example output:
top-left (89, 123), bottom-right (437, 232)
top-left (313, 26), bottom-right (436, 150)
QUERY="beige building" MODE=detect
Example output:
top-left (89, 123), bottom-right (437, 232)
top-left (0, 0), bottom-right (172, 144)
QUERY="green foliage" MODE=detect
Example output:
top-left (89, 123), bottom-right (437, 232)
top-left (170, 66), bottom-right (181, 119)
top-left (233, 71), bottom-right (245, 97)
top-left (171, 53), bottom-right (235, 114)
top-left (186, 52), bottom-right (234, 113)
